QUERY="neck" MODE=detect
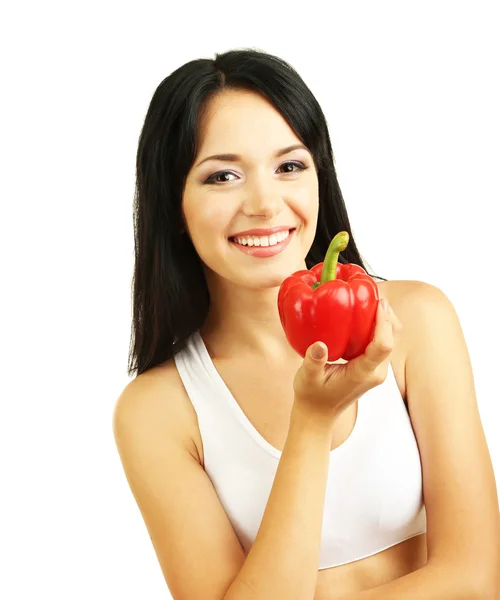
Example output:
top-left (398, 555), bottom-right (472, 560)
top-left (199, 271), bottom-right (302, 365)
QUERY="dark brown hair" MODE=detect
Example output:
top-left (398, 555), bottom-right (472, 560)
top-left (128, 48), bottom-right (387, 377)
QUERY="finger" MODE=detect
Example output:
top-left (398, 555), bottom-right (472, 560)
top-left (388, 303), bottom-right (404, 333)
top-left (376, 296), bottom-right (402, 331)
top-left (301, 341), bottom-right (328, 380)
top-left (361, 298), bottom-right (394, 369)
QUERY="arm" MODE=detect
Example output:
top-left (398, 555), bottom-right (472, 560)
top-left (112, 369), bottom-right (335, 600)
top-left (224, 403), bottom-right (335, 600)
top-left (338, 561), bottom-right (498, 599)
top-left (342, 281), bottom-right (500, 600)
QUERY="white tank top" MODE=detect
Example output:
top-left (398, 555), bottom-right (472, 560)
top-left (174, 330), bottom-right (427, 570)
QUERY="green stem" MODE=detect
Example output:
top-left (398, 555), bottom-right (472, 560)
top-left (311, 231), bottom-right (349, 290)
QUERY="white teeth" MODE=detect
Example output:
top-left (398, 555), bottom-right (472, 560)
top-left (233, 229), bottom-right (291, 247)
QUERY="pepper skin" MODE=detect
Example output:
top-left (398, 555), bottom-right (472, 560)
top-left (277, 232), bottom-right (380, 362)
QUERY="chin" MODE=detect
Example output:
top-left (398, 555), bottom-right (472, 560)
top-left (241, 266), bottom-right (298, 291)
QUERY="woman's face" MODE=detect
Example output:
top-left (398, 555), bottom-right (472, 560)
top-left (182, 89), bottom-right (320, 291)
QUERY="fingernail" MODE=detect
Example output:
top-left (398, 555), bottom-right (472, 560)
top-left (381, 298), bottom-right (389, 313)
top-left (312, 344), bottom-right (325, 359)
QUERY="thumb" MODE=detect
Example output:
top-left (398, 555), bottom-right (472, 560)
top-left (304, 341), bottom-right (327, 371)
top-left (295, 342), bottom-right (328, 395)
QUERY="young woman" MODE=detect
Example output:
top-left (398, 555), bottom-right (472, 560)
top-left (113, 49), bottom-right (499, 599)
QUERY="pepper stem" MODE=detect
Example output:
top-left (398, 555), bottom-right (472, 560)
top-left (311, 231), bottom-right (349, 290)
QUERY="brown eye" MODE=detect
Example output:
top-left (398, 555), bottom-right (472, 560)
top-left (204, 171), bottom-right (237, 184)
top-left (277, 161), bottom-right (307, 174)
top-left (204, 161), bottom-right (308, 185)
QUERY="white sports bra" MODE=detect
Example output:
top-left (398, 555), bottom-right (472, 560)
top-left (174, 330), bottom-right (426, 569)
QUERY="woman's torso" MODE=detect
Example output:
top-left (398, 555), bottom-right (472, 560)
top-left (157, 280), bottom-right (427, 598)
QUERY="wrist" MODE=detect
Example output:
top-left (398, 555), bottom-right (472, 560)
top-left (290, 399), bottom-right (337, 439)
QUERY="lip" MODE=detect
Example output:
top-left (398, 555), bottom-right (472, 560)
top-left (229, 225), bottom-right (295, 238)
top-left (229, 228), bottom-right (295, 258)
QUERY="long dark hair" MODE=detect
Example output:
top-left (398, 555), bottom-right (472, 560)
top-left (128, 48), bottom-right (387, 378)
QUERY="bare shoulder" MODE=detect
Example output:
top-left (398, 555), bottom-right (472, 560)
top-left (380, 278), bottom-right (444, 323)
top-left (377, 278), bottom-right (433, 324)
top-left (377, 277), bottom-right (424, 303)
top-left (381, 278), bottom-right (449, 338)
top-left (113, 358), bottom-right (201, 464)
top-left (112, 359), bottom-right (247, 599)
top-left (382, 278), bottom-right (465, 359)
top-left (376, 279), bottom-right (435, 402)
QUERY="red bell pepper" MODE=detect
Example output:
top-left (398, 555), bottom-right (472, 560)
top-left (277, 231), bottom-right (380, 361)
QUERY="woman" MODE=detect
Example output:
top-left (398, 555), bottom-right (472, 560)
top-left (113, 49), bottom-right (499, 599)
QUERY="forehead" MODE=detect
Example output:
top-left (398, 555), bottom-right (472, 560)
top-left (196, 89), bottom-right (300, 152)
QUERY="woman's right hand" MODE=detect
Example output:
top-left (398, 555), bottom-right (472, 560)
top-left (292, 297), bottom-right (403, 427)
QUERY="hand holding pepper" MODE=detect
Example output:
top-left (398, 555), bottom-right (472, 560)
top-left (278, 231), bottom-right (386, 362)
top-left (291, 296), bottom-right (402, 425)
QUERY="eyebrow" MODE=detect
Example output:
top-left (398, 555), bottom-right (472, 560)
top-left (194, 143), bottom-right (310, 169)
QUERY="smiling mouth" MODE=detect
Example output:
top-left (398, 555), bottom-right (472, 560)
top-left (228, 228), bottom-right (296, 258)
top-left (229, 228), bottom-right (295, 247)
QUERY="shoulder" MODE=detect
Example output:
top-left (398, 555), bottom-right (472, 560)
top-left (377, 277), bottom-right (432, 304)
top-left (381, 279), bottom-right (462, 400)
top-left (381, 278), bottom-right (451, 334)
top-left (378, 279), bottom-right (447, 393)
top-left (386, 279), bottom-right (467, 368)
top-left (375, 278), bottom-right (424, 350)
top-left (112, 358), bottom-right (202, 463)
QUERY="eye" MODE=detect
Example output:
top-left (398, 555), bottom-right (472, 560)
top-left (204, 161), bottom-right (308, 185)
top-left (277, 161), bottom-right (307, 175)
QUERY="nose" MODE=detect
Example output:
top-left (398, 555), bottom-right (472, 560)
top-left (241, 178), bottom-right (284, 219)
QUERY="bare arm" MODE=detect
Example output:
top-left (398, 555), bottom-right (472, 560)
top-left (223, 403), bottom-right (335, 600)
top-left (113, 300), bottom-right (398, 600)
top-left (112, 374), bottom-right (334, 600)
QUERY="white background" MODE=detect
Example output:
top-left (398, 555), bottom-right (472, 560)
top-left (2, 1), bottom-right (498, 598)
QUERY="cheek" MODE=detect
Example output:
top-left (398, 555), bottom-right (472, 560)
top-left (182, 181), bottom-right (230, 233)
top-left (291, 183), bottom-right (319, 221)
top-left (184, 192), bottom-right (225, 232)
top-left (186, 204), bottom-right (233, 262)
top-left (192, 205), bottom-right (231, 238)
